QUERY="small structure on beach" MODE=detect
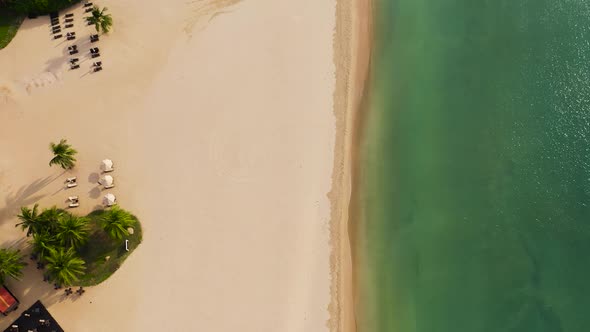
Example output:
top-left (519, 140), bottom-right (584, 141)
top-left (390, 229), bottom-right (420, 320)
top-left (3, 300), bottom-right (64, 332)
top-left (0, 285), bottom-right (19, 316)
top-left (103, 193), bottom-right (116, 206)
top-left (100, 159), bottom-right (114, 172)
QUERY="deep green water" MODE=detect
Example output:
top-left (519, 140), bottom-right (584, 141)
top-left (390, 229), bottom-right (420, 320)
top-left (359, 1), bottom-right (590, 331)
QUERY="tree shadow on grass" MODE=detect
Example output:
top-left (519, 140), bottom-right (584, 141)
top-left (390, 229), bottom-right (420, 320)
top-left (0, 174), bottom-right (63, 226)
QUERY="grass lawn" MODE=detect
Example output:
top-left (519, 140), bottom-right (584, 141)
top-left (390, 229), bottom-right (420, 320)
top-left (76, 210), bottom-right (143, 286)
top-left (0, 8), bottom-right (24, 50)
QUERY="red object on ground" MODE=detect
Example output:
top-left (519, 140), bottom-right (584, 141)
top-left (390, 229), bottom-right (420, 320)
top-left (0, 286), bottom-right (18, 315)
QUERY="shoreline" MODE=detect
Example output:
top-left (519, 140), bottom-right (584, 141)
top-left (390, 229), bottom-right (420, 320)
top-left (329, 0), bottom-right (373, 331)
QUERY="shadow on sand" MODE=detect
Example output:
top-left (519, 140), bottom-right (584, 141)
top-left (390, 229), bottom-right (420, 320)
top-left (0, 173), bottom-right (63, 226)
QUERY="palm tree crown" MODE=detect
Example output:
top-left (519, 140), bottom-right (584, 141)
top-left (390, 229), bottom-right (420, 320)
top-left (56, 215), bottom-right (90, 249)
top-left (45, 247), bottom-right (86, 286)
top-left (16, 204), bottom-right (41, 237)
top-left (87, 6), bottom-right (113, 34)
top-left (39, 206), bottom-right (65, 234)
top-left (30, 232), bottom-right (58, 262)
top-left (49, 139), bottom-right (77, 169)
top-left (0, 248), bottom-right (27, 284)
top-left (100, 206), bottom-right (134, 240)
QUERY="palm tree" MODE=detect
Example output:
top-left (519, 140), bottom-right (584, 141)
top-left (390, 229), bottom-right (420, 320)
top-left (87, 6), bottom-right (113, 34)
top-left (56, 215), bottom-right (90, 249)
top-left (0, 248), bottom-right (26, 284)
top-left (16, 204), bottom-right (41, 237)
top-left (100, 206), bottom-right (134, 240)
top-left (30, 232), bottom-right (58, 262)
top-left (49, 139), bottom-right (77, 169)
top-left (44, 247), bottom-right (85, 286)
top-left (38, 207), bottom-right (65, 234)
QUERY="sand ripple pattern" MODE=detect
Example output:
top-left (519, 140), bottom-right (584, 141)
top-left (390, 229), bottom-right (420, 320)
top-left (184, 0), bottom-right (243, 37)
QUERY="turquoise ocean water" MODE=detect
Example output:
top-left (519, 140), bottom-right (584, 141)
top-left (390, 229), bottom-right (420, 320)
top-left (358, 0), bottom-right (590, 331)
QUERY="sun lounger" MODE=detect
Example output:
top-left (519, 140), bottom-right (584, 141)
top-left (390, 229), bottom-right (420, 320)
top-left (51, 21), bottom-right (60, 27)
top-left (84, 2), bottom-right (93, 7)
top-left (66, 182), bottom-right (78, 188)
top-left (51, 18), bottom-right (59, 23)
top-left (70, 58), bottom-right (79, 64)
top-left (68, 196), bottom-right (79, 202)
top-left (93, 66), bottom-right (103, 72)
top-left (54, 34), bottom-right (62, 39)
top-left (104, 183), bottom-right (113, 188)
top-left (66, 176), bottom-right (77, 182)
top-left (91, 53), bottom-right (100, 59)
top-left (69, 49), bottom-right (78, 55)
top-left (65, 23), bottom-right (74, 28)
top-left (52, 29), bottom-right (61, 34)
top-left (85, 8), bottom-right (92, 13)
top-left (71, 64), bottom-right (80, 69)
top-left (65, 18), bottom-right (73, 23)
top-left (67, 36), bottom-right (75, 40)
top-left (66, 32), bottom-right (75, 36)
top-left (93, 61), bottom-right (102, 67)
top-left (68, 202), bottom-right (79, 208)
top-left (50, 12), bottom-right (59, 18)
top-left (90, 37), bottom-right (99, 43)
top-left (65, 13), bottom-right (74, 18)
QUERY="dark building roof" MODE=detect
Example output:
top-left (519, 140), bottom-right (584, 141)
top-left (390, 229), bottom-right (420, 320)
top-left (3, 300), bottom-right (64, 332)
top-left (0, 286), bottom-right (19, 315)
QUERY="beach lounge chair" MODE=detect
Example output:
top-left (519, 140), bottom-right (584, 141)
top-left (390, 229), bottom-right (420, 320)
top-left (66, 177), bottom-right (77, 182)
top-left (65, 13), bottom-right (74, 18)
top-left (93, 66), bottom-right (103, 72)
top-left (67, 36), bottom-right (75, 41)
top-left (69, 49), bottom-right (78, 55)
top-left (66, 181), bottom-right (78, 188)
top-left (70, 58), bottom-right (79, 64)
top-left (65, 23), bottom-right (73, 28)
top-left (91, 53), bottom-right (100, 59)
top-left (84, 2), bottom-right (93, 7)
top-left (68, 45), bottom-right (75, 50)
top-left (68, 196), bottom-right (79, 202)
top-left (51, 21), bottom-right (60, 27)
top-left (93, 61), bottom-right (102, 67)
top-left (65, 18), bottom-right (73, 23)
top-left (53, 34), bottom-right (62, 39)
top-left (70, 64), bottom-right (79, 69)
top-left (85, 8), bottom-right (92, 13)
top-left (68, 202), bottom-right (79, 208)
top-left (52, 28), bottom-right (61, 34)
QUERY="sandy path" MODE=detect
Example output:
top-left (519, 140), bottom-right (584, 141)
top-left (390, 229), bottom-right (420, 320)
top-left (0, 0), bottom-right (345, 331)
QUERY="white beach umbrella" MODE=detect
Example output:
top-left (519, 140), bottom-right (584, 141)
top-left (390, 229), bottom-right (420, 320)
top-left (103, 193), bottom-right (116, 206)
top-left (100, 159), bottom-right (113, 171)
top-left (99, 175), bottom-right (113, 186)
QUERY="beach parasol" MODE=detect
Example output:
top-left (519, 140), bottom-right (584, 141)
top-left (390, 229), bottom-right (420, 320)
top-left (100, 159), bottom-right (113, 171)
top-left (103, 193), bottom-right (116, 206)
top-left (99, 175), bottom-right (113, 186)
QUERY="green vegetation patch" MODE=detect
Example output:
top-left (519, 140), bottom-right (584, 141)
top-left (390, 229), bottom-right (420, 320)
top-left (77, 210), bottom-right (143, 286)
top-left (0, 8), bottom-right (24, 50)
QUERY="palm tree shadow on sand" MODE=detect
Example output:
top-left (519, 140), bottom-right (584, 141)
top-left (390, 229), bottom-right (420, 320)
top-left (0, 173), bottom-right (64, 226)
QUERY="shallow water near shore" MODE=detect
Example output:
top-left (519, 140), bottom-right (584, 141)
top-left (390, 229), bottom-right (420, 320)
top-left (359, 0), bottom-right (590, 331)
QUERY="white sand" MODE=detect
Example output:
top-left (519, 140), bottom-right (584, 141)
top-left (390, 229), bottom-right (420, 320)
top-left (0, 0), bottom-right (346, 330)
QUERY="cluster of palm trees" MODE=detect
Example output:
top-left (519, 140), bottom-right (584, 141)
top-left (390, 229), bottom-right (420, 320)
top-left (15, 204), bottom-right (135, 286)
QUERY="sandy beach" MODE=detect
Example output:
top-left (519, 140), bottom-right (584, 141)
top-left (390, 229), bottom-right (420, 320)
top-left (0, 0), bottom-right (368, 330)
